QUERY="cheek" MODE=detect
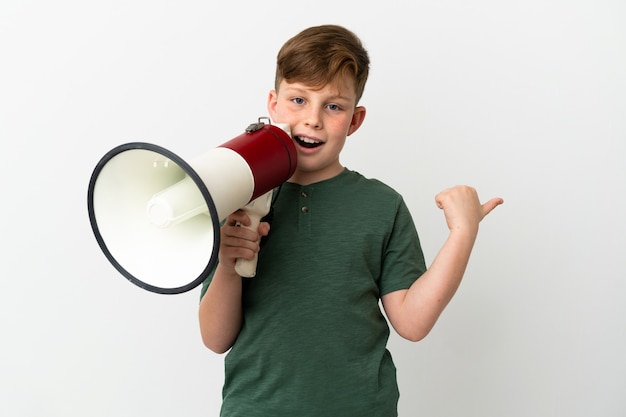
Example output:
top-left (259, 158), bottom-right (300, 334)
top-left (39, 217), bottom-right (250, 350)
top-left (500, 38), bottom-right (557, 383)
top-left (270, 97), bottom-right (288, 119)
top-left (273, 103), bottom-right (296, 121)
top-left (330, 116), bottom-right (353, 135)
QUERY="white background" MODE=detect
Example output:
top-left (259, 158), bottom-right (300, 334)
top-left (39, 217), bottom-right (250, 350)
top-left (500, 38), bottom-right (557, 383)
top-left (1, 1), bottom-right (625, 416)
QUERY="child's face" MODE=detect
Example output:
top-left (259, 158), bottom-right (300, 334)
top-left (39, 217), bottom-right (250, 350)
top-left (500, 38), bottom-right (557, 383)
top-left (268, 78), bottom-right (366, 185)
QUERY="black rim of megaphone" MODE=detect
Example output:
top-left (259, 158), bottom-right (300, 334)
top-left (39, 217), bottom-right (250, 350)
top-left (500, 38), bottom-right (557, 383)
top-left (87, 142), bottom-right (221, 295)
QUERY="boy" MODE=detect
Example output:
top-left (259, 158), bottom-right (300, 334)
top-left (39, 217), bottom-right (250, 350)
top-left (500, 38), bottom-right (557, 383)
top-left (199, 24), bottom-right (503, 416)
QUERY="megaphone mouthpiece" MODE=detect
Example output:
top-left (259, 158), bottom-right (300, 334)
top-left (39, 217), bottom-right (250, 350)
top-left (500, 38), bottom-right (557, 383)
top-left (146, 176), bottom-right (208, 228)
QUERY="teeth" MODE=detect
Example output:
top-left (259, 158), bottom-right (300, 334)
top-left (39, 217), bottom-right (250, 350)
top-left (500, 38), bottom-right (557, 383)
top-left (298, 136), bottom-right (320, 144)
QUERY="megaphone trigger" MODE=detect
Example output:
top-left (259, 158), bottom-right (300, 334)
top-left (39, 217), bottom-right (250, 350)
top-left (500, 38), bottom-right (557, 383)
top-left (234, 189), bottom-right (274, 278)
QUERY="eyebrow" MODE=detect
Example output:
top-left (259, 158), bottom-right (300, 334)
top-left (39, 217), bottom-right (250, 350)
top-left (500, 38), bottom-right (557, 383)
top-left (283, 86), bottom-right (353, 103)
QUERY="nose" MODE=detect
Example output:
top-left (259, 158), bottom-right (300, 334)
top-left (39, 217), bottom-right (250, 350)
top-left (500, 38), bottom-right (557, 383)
top-left (304, 108), bottom-right (322, 129)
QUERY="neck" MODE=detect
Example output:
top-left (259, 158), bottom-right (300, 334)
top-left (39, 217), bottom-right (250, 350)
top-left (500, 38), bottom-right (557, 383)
top-left (288, 165), bottom-right (345, 186)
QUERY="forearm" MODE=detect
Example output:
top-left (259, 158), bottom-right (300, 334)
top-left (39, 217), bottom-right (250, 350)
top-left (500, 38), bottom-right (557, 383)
top-left (390, 228), bottom-right (478, 341)
top-left (198, 264), bottom-right (244, 354)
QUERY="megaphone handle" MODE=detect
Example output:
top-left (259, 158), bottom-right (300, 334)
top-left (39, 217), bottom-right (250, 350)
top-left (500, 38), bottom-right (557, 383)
top-left (234, 190), bottom-right (273, 277)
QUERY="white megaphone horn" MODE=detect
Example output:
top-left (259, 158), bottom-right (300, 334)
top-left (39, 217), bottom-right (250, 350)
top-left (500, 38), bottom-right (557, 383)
top-left (87, 118), bottom-right (296, 294)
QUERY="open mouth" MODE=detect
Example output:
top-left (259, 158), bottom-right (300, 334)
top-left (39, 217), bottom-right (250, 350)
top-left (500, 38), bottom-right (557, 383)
top-left (294, 135), bottom-right (323, 149)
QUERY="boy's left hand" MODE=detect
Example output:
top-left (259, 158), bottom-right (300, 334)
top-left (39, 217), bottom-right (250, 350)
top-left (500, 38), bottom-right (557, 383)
top-left (435, 186), bottom-right (503, 234)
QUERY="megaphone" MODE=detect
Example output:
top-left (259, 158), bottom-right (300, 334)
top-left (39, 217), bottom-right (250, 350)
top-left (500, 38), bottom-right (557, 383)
top-left (87, 118), bottom-right (296, 294)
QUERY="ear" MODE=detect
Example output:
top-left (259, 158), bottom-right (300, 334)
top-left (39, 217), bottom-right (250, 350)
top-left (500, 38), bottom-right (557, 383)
top-left (347, 106), bottom-right (366, 136)
top-left (267, 90), bottom-right (278, 121)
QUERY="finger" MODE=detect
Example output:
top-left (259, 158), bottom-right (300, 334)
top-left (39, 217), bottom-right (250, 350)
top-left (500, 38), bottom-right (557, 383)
top-left (481, 197), bottom-right (504, 217)
top-left (223, 223), bottom-right (260, 242)
top-left (434, 192), bottom-right (446, 209)
top-left (258, 221), bottom-right (271, 236)
top-left (220, 232), bottom-right (260, 260)
top-left (226, 209), bottom-right (251, 227)
top-left (434, 185), bottom-right (477, 208)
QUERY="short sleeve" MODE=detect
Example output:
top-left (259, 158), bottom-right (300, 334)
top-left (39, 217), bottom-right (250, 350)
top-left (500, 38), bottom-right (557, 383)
top-left (378, 197), bottom-right (426, 296)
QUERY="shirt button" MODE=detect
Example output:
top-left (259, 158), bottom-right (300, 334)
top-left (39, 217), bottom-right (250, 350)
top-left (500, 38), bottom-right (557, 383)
top-left (301, 206), bottom-right (309, 214)
top-left (301, 191), bottom-right (308, 198)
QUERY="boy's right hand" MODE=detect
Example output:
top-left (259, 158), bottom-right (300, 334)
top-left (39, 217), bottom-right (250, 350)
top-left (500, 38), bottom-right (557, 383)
top-left (218, 210), bottom-right (270, 274)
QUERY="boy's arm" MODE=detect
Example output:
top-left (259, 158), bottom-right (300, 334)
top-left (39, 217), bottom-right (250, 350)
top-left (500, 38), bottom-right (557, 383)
top-left (381, 186), bottom-right (503, 342)
top-left (199, 264), bottom-right (244, 353)
top-left (198, 211), bottom-right (269, 354)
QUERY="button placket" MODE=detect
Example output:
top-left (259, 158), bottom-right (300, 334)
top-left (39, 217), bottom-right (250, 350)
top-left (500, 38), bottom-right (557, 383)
top-left (300, 189), bottom-right (309, 214)
top-left (298, 187), bottom-right (311, 231)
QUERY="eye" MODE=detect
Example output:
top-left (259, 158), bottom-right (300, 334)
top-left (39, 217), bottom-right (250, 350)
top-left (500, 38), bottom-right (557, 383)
top-left (327, 104), bottom-right (342, 111)
top-left (292, 97), bottom-right (305, 105)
